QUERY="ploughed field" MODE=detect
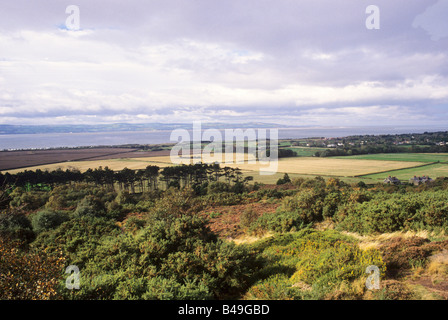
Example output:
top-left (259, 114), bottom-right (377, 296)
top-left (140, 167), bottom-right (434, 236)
top-left (0, 148), bottom-right (171, 171)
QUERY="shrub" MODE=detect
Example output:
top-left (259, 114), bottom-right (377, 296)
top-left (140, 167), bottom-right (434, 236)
top-left (207, 181), bottom-right (231, 194)
top-left (246, 229), bottom-right (386, 300)
top-left (239, 206), bottom-right (258, 230)
top-left (62, 214), bottom-right (261, 300)
top-left (32, 216), bottom-right (121, 267)
top-left (251, 188), bottom-right (290, 200)
top-left (152, 188), bottom-right (205, 219)
top-left (0, 212), bottom-right (35, 243)
top-left (122, 216), bottom-right (146, 234)
top-left (335, 191), bottom-right (448, 234)
top-left (244, 274), bottom-right (298, 300)
top-left (105, 200), bottom-right (126, 220)
top-left (250, 211), bottom-right (307, 234)
top-left (0, 238), bottom-right (66, 300)
top-left (279, 189), bottom-right (325, 224)
top-left (142, 277), bottom-right (212, 300)
top-left (276, 173), bottom-right (291, 185)
top-left (9, 188), bottom-right (49, 211)
top-left (31, 209), bottom-right (70, 234)
top-left (73, 195), bottom-right (106, 218)
top-left (200, 192), bottom-right (243, 207)
top-left (322, 191), bottom-right (342, 219)
top-left (372, 280), bottom-right (414, 300)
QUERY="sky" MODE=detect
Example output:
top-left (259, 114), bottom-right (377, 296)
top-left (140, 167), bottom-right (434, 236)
top-left (0, 0), bottom-right (447, 128)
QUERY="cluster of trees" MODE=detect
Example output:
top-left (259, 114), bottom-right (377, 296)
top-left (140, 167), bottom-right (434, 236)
top-left (0, 163), bottom-right (253, 194)
top-left (277, 149), bottom-right (297, 158)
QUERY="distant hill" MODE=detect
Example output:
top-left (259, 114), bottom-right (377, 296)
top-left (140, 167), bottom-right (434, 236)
top-left (0, 122), bottom-right (292, 135)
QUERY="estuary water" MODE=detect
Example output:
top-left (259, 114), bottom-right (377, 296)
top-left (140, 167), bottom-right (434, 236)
top-left (0, 126), bottom-right (445, 150)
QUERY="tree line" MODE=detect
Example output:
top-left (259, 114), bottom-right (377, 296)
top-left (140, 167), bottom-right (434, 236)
top-left (0, 163), bottom-right (253, 194)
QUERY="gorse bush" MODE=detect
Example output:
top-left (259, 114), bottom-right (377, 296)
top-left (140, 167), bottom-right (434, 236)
top-left (63, 214), bottom-right (261, 300)
top-left (207, 181), bottom-right (231, 194)
top-left (250, 211), bottom-right (307, 234)
top-left (9, 188), bottom-right (49, 211)
top-left (276, 173), bottom-right (291, 185)
top-left (0, 212), bottom-right (35, 243)
top-left (335, 190), bottom-right (448, 234)
top-left (245, 229), bottom-right (386, 300)
top-left (30, 209), bottom-right (69, 234)
top-left (45, 184), bottom-right (113, 210)
top-left (279, 190), bottom-right (325, 224)
top-left (0, 238), bottom-right (66, 300)
top-left (73, 195), bottom-right (107, 218)
top-left (32, 216), bottom-right (122, 267)
top-left (239, 206), bottom-right (258, 230)
top-left (200, 192), bottom-right (243, 206)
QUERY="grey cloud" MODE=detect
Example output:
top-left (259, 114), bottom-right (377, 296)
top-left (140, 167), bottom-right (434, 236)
top-left (0, 0), bottom-right (447, 126)
top-left (413, 0), bottom-right (448, 41)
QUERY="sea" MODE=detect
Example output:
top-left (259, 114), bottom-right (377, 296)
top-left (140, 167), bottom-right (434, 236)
top-left (0, 126), bottom-right (446, 150)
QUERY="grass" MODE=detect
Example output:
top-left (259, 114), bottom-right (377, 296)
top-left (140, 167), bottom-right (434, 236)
top-left (240, 171), bottom-right (371, 185)
top-left (360, 163), bottom-right (448, 181)
top-left (342, 230), bottom-right (448, 251)
top-left (332, 153), bottom-right (448, 163)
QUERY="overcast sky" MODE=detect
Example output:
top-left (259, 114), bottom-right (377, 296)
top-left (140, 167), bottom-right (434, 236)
top-left (0, 0), bottom-right (447, 127)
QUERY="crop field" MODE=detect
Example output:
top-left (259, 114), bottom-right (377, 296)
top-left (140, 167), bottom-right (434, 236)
top-left (0, 148), bottom-right (171, 171)
top-left (218, 157), bottom-right (425, 176)
top-left (3, 157), bottom-right (173, 175)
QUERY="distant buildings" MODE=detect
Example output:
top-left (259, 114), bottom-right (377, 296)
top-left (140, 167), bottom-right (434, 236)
top-left (383, 176), bottom-right (401, 185)
top-left (383, 175), bottom-right (434, 185)
top-left (408, 175), bottom-right (434, 186)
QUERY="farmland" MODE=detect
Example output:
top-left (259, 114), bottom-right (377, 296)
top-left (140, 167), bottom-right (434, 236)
top-left (3, 153), bottom-right (429, 184)
top-left (4, 147), bottom-right (448, 186)
top-left (332, 153), bottom-right (448, 163)
top-left (360, 162), bottom-right (448, 182)
top-left (3, 157), bottom-right (173, 175)
top-left (0, 148), bottom-right (171, 171)
top-left (2, 133), bottom-right (448, 186)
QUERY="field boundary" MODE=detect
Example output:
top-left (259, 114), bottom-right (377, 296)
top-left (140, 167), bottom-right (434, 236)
top-left (355, 161), bottom-right (440, 178)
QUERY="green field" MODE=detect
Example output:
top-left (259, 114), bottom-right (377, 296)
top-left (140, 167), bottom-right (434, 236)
top-left (360, 162), bottom-right (448, 181)
top-left (332, 153), bottom-right (448, 163)
top-left (280, 146), bottom-right (327, 157)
